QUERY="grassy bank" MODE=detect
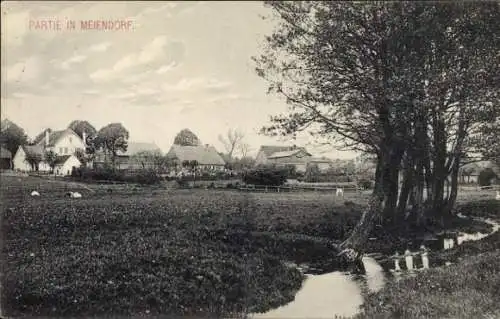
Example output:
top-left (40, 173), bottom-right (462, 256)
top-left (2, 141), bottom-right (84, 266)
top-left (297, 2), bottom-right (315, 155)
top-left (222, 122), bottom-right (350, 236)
top-left (357, 199), bottom-right (500, 319)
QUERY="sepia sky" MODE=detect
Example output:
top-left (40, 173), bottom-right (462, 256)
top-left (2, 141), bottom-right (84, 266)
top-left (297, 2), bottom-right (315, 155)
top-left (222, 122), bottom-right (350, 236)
top-left (1, 1), bottom-right (357, 159)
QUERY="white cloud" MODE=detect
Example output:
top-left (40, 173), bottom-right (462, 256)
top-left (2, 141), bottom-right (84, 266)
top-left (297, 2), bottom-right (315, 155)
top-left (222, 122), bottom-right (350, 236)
top-left (162, 77), bottom-right (232, 92)
top-left (156, 61), bottom-right (178, 74)
top-left (90, 36), bottom-right (172, 82)
top-left (60, 55), bottom-right (87, 70)
top-left (89, 42), bottom-right (112, 53)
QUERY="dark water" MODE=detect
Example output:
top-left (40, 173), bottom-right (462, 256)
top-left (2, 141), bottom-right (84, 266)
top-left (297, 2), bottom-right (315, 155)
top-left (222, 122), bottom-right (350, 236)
top-left (250, 216), bottom-right (499, 318)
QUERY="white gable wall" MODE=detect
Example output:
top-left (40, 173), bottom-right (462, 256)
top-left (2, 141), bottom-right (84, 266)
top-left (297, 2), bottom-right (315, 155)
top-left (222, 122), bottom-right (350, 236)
top-left (55, 155), bottom-right (81, 176)
top-left (52, 132), bottom-right (85, 156)
top-left (13, 147), bottom-right (31, 171)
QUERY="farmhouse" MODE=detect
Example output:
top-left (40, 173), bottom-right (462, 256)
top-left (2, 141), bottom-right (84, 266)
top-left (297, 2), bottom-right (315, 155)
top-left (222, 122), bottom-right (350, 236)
top-left (93, 142), bottom-right (161, 169)
top-left (13, 128), bottom-right (85, 175)
top-left (255, 145), bottom-right (333, 173)
top-left (165, 144), bottom-right (226, 171)
top-left (0, 146), bottom-right (12, 169)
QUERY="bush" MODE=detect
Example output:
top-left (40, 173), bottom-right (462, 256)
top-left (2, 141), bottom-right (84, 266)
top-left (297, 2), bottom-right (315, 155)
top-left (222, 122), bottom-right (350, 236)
top-left (358, 178), bottom-right (374, 190)
top-left (478, 168), bottom-right (497, 186)
top-left (242, 167), bottom-right (288, 186)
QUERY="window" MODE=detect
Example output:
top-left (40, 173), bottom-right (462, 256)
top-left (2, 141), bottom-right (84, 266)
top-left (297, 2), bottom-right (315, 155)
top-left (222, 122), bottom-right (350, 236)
top-left (64, 147), bottom-right (68, 154)
top-left (69, 137), bottom-right (72, 143)
top-left (59, 147), bottom-right (63, 154)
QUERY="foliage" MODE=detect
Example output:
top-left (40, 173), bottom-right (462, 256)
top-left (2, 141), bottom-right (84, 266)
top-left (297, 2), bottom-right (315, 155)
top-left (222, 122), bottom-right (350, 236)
top-left (131, 150), bottom-right (169, 172)
top-left (70, 167), bottom-right (162, 185)
top-left (304, 163), bottom-right (320, 183)
top-left (358, 179), bottom-right (374, 190)
top-left (242, 167), bottom-right (288, 186)
top-left (478, 168), bottom-right (497, 186)
top-left (173, 129), bottom-right (201, 146)
top-left (24, 151), bottom-right (43, 171)
top-left (0, 119), bottom-right (28, 155)
top-left (93, 123), bottom-right (129, 166)
top-left (43, 150), bottom-right (58, 172)
top-left (68, 120), bottom-right (97, 141)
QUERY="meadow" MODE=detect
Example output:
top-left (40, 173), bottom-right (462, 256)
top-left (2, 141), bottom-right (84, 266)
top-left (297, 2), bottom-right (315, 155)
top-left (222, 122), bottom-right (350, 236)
top-left (1, 175), bottom-right (498, 318)
top-left (0, 175), bottom-right (363, 317)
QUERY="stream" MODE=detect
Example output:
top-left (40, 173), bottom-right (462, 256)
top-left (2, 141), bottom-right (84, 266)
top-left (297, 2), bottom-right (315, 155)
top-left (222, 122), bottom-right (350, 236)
top-left (249, 215), bottom-right (499, 318)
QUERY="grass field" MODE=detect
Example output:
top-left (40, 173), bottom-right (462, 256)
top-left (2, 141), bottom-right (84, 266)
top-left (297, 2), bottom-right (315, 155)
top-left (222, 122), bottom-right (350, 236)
top-left (0, 175), bottom-right (365, 317)
top-left (1, 175), bottom-right (498, 318)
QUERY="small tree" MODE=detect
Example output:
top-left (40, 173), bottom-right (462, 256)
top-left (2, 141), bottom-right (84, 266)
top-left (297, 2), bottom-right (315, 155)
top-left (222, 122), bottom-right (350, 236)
top-left (478, 168), bottom-right (497, 187)
top-left (44, 150), bottom-right (58, 174)
top-left (24, 151), bottom-right (42, 171)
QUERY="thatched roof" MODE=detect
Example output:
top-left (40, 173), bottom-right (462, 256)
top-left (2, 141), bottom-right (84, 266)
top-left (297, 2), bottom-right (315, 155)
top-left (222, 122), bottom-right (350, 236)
top-left (166, 144), bottom-right (225, 166)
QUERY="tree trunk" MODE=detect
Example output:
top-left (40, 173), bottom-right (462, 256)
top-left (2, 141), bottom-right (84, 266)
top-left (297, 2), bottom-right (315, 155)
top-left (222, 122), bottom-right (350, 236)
top-left (397, 162), bottom-right (413, 217)
top-left (339, 150), bottom-right (388, 254)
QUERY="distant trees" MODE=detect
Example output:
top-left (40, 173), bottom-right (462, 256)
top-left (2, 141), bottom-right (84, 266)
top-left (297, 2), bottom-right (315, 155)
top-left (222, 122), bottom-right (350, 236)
top-left (68, 120), bottom-right (97, 142)
top-left (174, 129), bottom-right (201, 146)
top-left (92, 123), bottom-right (129, 167)
top-left (219, 128), bottom-right (245, 160)
top-left (131, 150), bottom-right (169, 172)
top-left (0, 119), bottom-right (28, 154)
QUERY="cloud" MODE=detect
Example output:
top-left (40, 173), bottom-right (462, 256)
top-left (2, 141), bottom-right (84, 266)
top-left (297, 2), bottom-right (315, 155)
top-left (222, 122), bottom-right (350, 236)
top-left (89, 42), bottom-right (112, 52)
top-left (156, 61), bottom-right (178, 74)
top-left (60, 55), bottom-right (88, 70)
top-left (162, 77), bottom-right (232, 92)
top-left (89, 36), bottom-right (181, 82)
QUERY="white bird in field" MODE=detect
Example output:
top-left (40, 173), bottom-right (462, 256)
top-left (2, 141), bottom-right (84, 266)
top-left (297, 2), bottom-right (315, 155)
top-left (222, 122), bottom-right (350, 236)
top-left (30, 191), bottom-right (40, 197)
top-left (496, 190), bottom-right (500, 200)
top-left (71, 192), bottom-right (82, 198)
top-left (66, 191), bottom-right (82, 198)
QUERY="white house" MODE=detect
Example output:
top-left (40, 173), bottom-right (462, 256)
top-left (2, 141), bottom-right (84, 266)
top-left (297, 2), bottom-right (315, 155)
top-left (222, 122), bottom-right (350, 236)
top-left (13, 128), bottom-right (85, 175)
top-left (255, 145), bottom-right (333, 173)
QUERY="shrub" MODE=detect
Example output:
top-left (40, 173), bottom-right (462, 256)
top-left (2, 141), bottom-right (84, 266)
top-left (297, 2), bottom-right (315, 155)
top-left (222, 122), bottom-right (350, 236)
top-left (478, 168), bottom-right (497, 186)
top-left (358, 178), bottom-right (374, 189)
top-left (242, 167), bottom-right (288, 186)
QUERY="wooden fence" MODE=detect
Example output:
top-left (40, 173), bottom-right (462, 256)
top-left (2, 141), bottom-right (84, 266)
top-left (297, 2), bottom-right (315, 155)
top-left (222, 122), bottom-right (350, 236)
top-left (238, 184), bottom-right (362, 193)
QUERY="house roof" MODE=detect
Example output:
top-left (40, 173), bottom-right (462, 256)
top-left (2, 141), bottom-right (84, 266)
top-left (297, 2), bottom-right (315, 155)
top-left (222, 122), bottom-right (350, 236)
top-left (166, 144), bottom-right (226, 165)
top-left (0, 146), bottom-right (12, 159)
top-left (54, 155), bottom-right (73, 165)
top-left (258, 145), bottom-right (307, 157)
top-left (309, 157), bottom-right (333, 163)
top-left (117, 142), bottom-right (162, 156)
top-left (33, 128), bottom-right (81, 147)
top-left (22, 145), bottom-right (44, 158)
top-left (268, 149), bottom-right (312, 159)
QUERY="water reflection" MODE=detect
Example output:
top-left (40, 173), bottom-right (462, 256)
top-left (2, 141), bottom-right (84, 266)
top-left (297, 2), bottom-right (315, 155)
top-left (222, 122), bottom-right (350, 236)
top-left (250, 257), bottom-right (384, 318)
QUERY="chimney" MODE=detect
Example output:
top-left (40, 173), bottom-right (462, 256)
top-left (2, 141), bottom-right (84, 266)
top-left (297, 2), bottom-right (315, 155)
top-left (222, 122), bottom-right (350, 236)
top-left (82, 131), bottom-right (87, 146)
top-left (45, 130), bottom-right (50, 146)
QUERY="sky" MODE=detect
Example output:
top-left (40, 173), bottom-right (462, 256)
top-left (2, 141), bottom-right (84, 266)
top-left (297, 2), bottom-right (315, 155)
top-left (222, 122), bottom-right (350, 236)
top-left (1, 1), bottom-right (357, 159)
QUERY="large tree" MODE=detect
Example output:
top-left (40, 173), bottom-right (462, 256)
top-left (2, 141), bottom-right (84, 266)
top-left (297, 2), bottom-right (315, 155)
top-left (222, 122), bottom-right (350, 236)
top-left (255, 2), bottom-right (500, 259)
top-left (68, 120), bottom-right (97, 142)
top-left (0, 119), bottom-right (28, 154)
top-left (218, 128), bottom-right (245, 160)
top-left (93, 123), bottom-right (129, 167)
top-left (173, 129), bottom-right (201, 146)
